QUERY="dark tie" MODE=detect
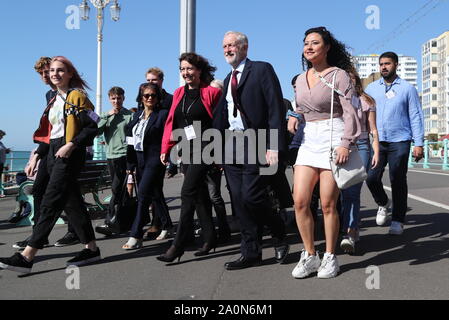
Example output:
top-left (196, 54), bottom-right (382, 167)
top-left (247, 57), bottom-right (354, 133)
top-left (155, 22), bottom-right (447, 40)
top-left (231, 70), bottom-right (239, 117)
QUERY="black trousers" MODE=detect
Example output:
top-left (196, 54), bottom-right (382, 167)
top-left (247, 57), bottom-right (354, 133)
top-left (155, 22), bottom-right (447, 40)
top-left (224, 164), bottom-right (285, 259)
top-left (269, 162), bottom-right (294, 209)
top-left (32, 151), bottom-right (76, 235)
top-left (148, 173), bottom-right (171, 230)
top-left (130, 153), bottom-right (172, 238)
top-left (173, 163), bottom-right (216, 249)
top-left (28, 138), bottom-right (95, 249)
top-left (366, 141), bottom-right (411, 223)
top-left (206, 166), bottom-right (231, 237)
top-left (105, 156), bottom-right (127, 225)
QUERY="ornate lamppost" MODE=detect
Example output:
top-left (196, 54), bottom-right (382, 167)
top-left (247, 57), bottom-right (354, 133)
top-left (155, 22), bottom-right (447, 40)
top-left (79, 0), bottom-right (121, 159)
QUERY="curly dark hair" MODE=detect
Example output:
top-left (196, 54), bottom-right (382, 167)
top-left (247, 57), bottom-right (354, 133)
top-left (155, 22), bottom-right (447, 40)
top-left (136, 82), bottom-right (162, 109)
top-left (179, 52), bottom-right (216, 85)
top-left (301, 27), bottom-right (353, 73)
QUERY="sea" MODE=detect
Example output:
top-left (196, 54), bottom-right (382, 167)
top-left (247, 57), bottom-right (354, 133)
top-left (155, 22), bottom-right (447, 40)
top-left (4, 151), bottom-right (31, 172)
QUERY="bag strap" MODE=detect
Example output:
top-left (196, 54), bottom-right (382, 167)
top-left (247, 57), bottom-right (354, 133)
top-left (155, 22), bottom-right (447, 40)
top-left (329, 71), bottom-right (338, 155)
top-left (314, 70), bottom-right (345, 97)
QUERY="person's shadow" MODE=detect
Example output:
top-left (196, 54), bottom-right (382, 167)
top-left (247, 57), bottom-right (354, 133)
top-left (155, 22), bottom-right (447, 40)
top-left (338, 210), bottom-right (449, 273)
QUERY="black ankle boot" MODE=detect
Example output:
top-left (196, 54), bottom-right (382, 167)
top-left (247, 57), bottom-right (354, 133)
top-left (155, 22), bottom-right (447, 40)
top-left (157, 245), bottom-right (184, 263)
top-left (194, 242), bottom-right (217, 257)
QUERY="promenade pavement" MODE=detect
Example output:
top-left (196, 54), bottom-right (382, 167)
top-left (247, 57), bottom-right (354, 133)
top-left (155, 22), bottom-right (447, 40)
top-left (0, 167), bottom-right (448, 300)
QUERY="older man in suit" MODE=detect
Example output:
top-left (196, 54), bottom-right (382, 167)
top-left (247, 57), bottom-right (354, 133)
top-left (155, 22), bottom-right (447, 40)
top-left (214, 31), bottom-right (289, 270)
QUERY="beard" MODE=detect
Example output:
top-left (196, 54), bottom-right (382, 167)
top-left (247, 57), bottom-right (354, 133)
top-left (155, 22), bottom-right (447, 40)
top-left (381, 69), bottom-right (396, 81)
top-left (225, 52), bottom-right (243, 67)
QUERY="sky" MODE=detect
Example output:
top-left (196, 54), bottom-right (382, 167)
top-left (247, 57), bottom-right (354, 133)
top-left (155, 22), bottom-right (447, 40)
top-left (0, 0), bottom-right (448, 150)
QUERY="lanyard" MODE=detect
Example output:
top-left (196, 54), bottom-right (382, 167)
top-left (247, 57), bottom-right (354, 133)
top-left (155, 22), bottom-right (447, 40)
top-left (182, 95), bottom-right (199, 126)
top-left (385, 84), bottom-right (394, 93)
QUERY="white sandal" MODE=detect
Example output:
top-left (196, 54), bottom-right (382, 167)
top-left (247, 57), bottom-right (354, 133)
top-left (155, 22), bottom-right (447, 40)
top-left (122, 237), bottom-right (143, 250)
top-left (156, 230), bottom-right (170, 240)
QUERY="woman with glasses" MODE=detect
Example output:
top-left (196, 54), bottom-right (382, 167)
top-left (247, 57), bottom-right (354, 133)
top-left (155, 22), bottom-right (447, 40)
top-left (157, 52), bottom-right (222, 263)
top-left (121, 83), bottom-right (171, 249)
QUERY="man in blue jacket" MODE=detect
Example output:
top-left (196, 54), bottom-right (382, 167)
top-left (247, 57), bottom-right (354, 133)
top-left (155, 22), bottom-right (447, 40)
top-left (365, 51), bottom-right (424, 235)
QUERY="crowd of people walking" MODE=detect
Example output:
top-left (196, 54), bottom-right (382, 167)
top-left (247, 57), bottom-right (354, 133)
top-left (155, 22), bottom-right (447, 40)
top-left (0, 27), bottom-right (424, 279)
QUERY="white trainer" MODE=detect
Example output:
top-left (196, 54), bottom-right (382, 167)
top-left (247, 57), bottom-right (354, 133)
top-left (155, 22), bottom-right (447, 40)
top-left (292, 250), bottom-right (321, 279)
top-left (317, 252), bottom-right (340, 279)
top-left (340, 236), bottom-right (355, 254)
top-left (376, 199), bottom-right (391, 226)
top-left (389, 221), bottom-right (404, 235)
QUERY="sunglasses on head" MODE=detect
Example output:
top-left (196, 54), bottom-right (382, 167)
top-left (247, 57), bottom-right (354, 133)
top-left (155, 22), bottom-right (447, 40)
top-left (143, 93), bottom-right (157, 99)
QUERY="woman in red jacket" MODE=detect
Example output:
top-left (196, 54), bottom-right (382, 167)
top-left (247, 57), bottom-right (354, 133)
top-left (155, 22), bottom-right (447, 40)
top-left (157, 52), bottom-right (222, 263)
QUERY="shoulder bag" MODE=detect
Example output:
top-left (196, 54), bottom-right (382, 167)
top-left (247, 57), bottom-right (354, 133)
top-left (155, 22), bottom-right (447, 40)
top-left (327, 70), bottom-right (367, 189)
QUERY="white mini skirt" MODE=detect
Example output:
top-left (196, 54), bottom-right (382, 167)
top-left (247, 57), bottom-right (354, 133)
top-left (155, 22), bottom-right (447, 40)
top-left (295, 117), bottom-right (345, 170)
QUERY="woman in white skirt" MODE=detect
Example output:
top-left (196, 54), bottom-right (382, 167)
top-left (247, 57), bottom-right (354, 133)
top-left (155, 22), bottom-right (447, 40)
top-left (292, 27), bottom-right (361, 279)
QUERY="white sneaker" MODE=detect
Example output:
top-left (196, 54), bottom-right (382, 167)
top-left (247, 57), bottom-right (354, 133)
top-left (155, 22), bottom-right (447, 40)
top-left (389, 221), bottom-right (404, 235)
top-left (292, 250), bottom-right (321, 279)
top-left (376, 200), bottom-right (391, 226)
top-left (340, 237), bottom-right (355, 254)
top-left (317, 252), bottom-right (340, 279)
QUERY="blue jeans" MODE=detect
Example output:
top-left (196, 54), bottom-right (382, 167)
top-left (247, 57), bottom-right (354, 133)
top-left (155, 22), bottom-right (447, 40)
top-left (366, 141), bottom-right (411, 223)
top-left (341, 139), bottom-right (371, 231)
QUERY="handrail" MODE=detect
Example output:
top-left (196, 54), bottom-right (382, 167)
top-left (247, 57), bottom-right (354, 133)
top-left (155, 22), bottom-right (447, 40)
top-left (408, 139), bottom-right (448, 170)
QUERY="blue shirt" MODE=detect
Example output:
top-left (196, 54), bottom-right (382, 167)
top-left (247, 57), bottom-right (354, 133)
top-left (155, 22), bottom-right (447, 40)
top-left (365, 76), bottom-right (424, 146)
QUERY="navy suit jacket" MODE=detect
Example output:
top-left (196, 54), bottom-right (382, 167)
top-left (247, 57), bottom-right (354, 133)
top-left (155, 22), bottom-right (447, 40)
top-left (213, 59), bottom-right (287, 155)
top-left (125, 108), bottom-right (168, 170)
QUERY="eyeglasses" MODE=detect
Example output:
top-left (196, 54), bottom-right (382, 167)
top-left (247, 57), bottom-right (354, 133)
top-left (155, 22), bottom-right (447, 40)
top-left (143, 93), bottom-right (157, 99)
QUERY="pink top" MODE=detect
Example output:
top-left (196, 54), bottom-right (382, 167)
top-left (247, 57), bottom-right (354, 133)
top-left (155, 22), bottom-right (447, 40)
top-left (295, 67), bottom-right (361, 149)
top-left (358, 96), bottom-right (376, 140)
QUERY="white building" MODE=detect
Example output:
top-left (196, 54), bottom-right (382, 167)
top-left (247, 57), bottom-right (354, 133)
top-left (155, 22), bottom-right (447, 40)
top-left (422, 31), bottom-right (449, 137)
top-left (353, 54), bottom-right (418, 90)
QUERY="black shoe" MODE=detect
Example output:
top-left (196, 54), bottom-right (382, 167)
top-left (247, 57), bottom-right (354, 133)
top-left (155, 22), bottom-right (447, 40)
top-left (194, 242), bottom-right (217, 257)
top-left (55, 232), bottom-right (80, 247)
top-left (274, 241), bottom-right (290, 264)
top-left (66, 248), bottom-right (101, 266)
top-left (0, 252), bottom-right (33, 273)
top-left (224, 255), bottom-right (262, 270)
top-left (95, 224), bottom-right (117, 237)
top-left (12, 236), bottom-right (49, 250)
top-left (8, 201), bottom-right (31, 223)
top-left (156, 245), bottom-right (184, 263)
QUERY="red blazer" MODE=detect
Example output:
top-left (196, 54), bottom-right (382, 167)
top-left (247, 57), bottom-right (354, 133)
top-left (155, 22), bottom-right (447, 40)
top-left (161, 83), bottom-right (222, 155)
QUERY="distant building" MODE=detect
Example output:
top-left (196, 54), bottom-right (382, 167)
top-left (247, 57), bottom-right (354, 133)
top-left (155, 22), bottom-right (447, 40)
top-left (422, 31), bottom-right (449, 137)
top-left (361, 72), bottom-right (381, 89)
top-left (353, 54), bottom-right (418, 90)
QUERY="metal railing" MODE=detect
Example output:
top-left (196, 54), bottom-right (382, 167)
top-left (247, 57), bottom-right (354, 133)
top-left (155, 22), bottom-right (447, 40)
top-left (1, 152), bottom-right (29, 196)
top-left (408, 139), bottom-right (449, 170)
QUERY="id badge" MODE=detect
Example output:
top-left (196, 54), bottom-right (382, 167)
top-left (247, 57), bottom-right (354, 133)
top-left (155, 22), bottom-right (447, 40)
top-left (386, 90), bottom-right (396, 99)
top-left (184, 125), bottom-right (196, 140)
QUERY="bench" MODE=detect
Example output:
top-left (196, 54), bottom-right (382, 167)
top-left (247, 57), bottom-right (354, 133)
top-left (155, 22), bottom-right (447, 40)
top-left (15, 159), bottom-right (112, 226)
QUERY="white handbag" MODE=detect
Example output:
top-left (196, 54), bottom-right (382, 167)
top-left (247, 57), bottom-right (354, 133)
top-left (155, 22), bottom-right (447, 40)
top-left (327, 71), bottom-right (367, 189)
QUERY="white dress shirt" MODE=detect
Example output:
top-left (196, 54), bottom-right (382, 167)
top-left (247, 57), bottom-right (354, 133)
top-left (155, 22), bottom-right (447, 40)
top-left (132, 112), bottom-right (151, 152)
top-left (226, 59), bottom-right (247, 131)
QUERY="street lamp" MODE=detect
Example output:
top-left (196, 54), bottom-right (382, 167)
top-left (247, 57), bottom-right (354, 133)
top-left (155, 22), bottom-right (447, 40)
top-left (79, 0), bottom-right (121, 159)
